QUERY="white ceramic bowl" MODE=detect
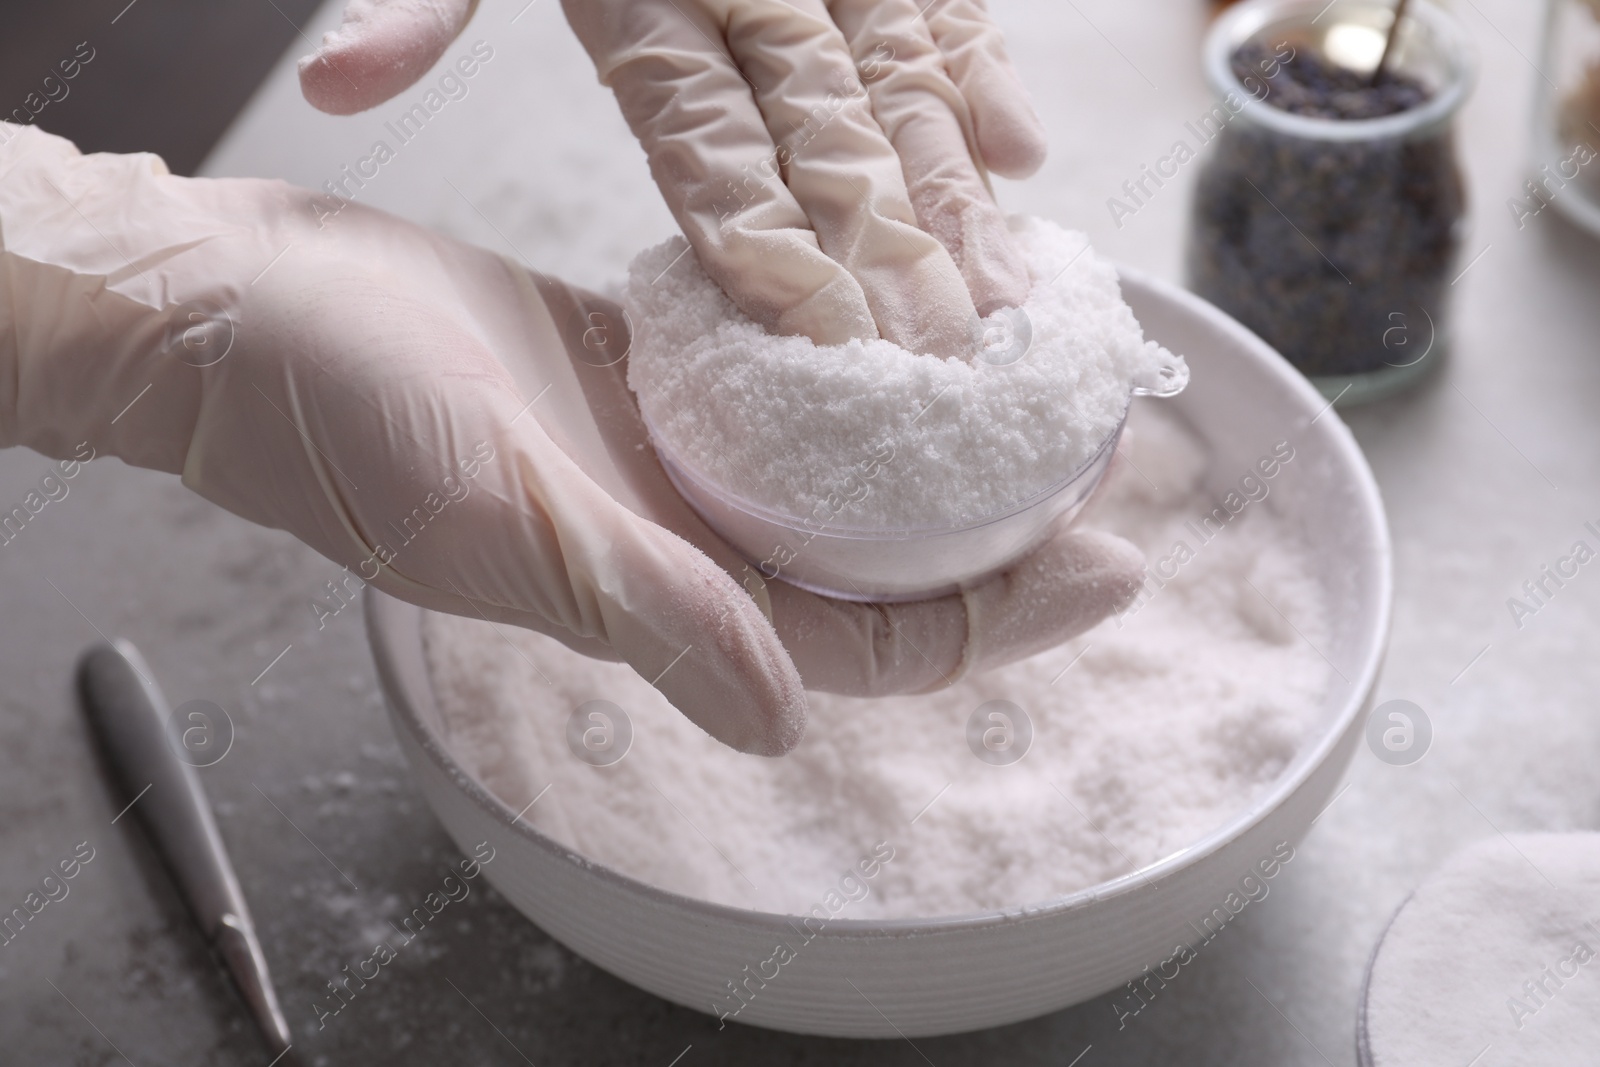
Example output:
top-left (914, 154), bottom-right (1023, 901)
top-left (364, 267), bottom-right (1391, 1038)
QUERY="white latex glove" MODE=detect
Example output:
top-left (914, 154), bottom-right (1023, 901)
top-left (0, 124), bottom-right (1140, 756)
top-left (300, 0), bottom-right (483, 116)
top-left (298, 0), bottom-right (1047, 356)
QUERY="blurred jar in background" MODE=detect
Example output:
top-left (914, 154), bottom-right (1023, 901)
top-left (1529, 0), bottom-right (1600, 234)
top-left (1187, 0), bottom-right (1476, 405)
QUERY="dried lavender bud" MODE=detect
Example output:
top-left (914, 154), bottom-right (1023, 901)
top-left (1233, 41), bottom-right (1430, 119)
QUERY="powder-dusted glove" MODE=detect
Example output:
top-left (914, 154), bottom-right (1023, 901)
top-left (0, 124), bottom-right (1139, 756)
top-left (299, 0), bottom-right (483, 116)
top-left (297, 0), bottom-right (1047, 356)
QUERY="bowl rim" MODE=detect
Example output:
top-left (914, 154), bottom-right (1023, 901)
top-left (365, 265), bottom-right (1393, 938)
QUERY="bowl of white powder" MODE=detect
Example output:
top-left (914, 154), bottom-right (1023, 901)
top-left (627, 218), bottom-right (1189, 602)
top-left (365, 267), bottom-right (1391, 1037)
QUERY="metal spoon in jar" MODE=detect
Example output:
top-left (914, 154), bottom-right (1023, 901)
top-left (1374, 0), bottom-right (1411, 83)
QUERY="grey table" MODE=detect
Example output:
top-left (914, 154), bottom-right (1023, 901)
top-left (5, 0), bottom-right (1597, 1063)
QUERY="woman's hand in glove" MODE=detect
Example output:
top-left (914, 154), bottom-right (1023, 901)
top-left (298, 0), bottom-right (1048, 357)
top-left (0, 124), bottom-right (1141, 756)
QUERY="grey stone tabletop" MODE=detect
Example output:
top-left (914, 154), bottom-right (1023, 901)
top-left (4, 0), bottom-right (1598, 1064)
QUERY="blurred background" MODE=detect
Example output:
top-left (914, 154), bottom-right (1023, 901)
top-left (2, 0), bottom-right (321, 174)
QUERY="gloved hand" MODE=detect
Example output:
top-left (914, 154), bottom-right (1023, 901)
top-left (298, 0), bottom-right (1048, 357)
top-left (0, 124), bottom-right (1141, 756)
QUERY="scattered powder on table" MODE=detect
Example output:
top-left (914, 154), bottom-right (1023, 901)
top-left (624, 216), bottom-right (1187, 529)
top-left (1362, 833), bottom-right (1600, 1067)
top-left (422, 404), bottom-right (1331, 918)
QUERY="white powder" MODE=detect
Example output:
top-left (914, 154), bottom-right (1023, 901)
top-left (1361, 833), bottom-right (1600, 1067)
top-left (624, 217), bottom-right (1187, 529)
top-left (422, 404), bottom-right (1331, 918)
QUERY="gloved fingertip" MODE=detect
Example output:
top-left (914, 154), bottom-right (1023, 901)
top-left (657, 646), bottom-right (808, 758)
top-left (976, 98), bottom-right (1049, 180)
top-left (1052, 528), bottom-right (1147, 615)
top-left (639, 547), bottom-right (810, 757)
top-left (963, 528), bottom-right (1145, 675)
top-left (295, 0), bottom-right (477, 116)
top-left (299, 50), bottom-right (374, 116)
top-left (966, 66), bottom-right (1049, 180)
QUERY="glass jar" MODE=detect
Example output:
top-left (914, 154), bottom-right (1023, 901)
top-left (1187, 0), bottom-right (1476, 405)
top-left (1531, 0), bottom-right (1600, 234)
